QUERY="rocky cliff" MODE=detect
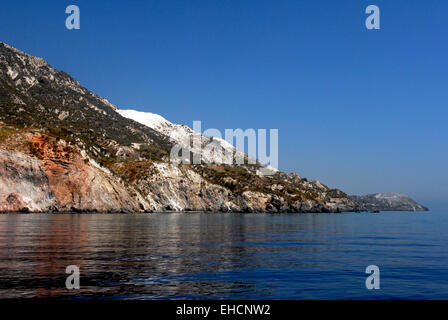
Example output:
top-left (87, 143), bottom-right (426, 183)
top-left (0, 42), bottom-right (363, 213)
top-left (0, 123), bottom-right (361, 213)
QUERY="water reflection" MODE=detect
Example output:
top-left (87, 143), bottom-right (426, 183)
top-left (0, 212), bottom-right (447, 299)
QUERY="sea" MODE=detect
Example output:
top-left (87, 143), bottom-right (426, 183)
top-left (0, 210), bottom-right (447, 299)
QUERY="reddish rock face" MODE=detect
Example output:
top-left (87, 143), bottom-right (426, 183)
top-left (30, 135), bottom-right (92, 210)
top-left (0, 134), bottom-right (150, 213)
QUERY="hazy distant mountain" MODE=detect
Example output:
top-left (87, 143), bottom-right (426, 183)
top-left (350, 193), bottom-right (428, 212)
top-left (0, 42), bottom-right (361, 213)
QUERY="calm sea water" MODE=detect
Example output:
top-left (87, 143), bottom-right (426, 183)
top-left (0, 210), bottom-right (447, 299)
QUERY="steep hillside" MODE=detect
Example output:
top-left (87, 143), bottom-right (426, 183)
top-left (0, 42), bottom-right (362, 213)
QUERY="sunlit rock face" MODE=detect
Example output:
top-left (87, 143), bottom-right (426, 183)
top-left (0, 42), bottom-right (363, 213)
top-left (0, 137), bottom-right (149, 213)
top-left (0, 149), bottom-right (53, 212)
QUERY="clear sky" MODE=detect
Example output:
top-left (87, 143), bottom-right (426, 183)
top-left (1, 0), bottom-right (447, 207)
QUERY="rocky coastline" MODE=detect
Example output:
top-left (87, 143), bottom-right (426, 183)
top-left (0, 42), bottom-right (428, 214)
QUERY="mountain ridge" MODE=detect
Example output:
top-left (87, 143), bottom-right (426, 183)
top-left (0, 42), bottom-right (426, 213)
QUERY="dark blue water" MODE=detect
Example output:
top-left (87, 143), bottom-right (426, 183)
top-left (0, 210), bottom-right (447, 299)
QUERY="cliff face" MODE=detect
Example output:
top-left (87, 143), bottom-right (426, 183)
top-left (0, 42), bottom-right (363, 213)
top-left (0, 148), bottom-right (53, 212)
top-left (0, 133), bottom-right (148, 212)
top-left (0, 126), bottom-right (361, 213)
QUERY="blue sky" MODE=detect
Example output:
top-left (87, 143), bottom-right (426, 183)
top-left (1, 0), bottom-right (447, 206)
